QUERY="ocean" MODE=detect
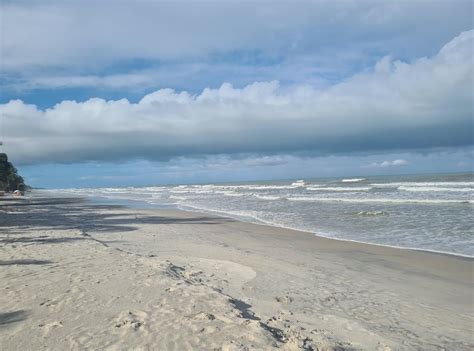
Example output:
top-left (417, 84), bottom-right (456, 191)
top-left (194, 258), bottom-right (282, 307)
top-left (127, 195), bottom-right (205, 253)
top-left (43, 173), bottom-right (474, 257)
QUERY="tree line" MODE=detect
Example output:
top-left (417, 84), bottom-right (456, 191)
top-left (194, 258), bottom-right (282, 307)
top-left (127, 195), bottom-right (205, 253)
top-left (0, 153), bottom-right (26, 192)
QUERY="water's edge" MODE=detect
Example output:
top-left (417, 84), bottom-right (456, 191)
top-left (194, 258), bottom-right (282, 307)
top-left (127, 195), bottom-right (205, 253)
top-left (84, 194), bottom-right (474, 260)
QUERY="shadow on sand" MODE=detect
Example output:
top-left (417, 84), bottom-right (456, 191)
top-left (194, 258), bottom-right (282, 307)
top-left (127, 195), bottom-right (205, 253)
top-left (0, 259), bottom-right (53, 266)
top-left (0, 197), bottom-right (235, 244)
top-left (0, 310), bottom-right (28, 326)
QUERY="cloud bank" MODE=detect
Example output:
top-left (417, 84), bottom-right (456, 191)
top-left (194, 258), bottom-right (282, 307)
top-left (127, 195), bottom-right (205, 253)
top-left (1, 31), bottom-right (473, 165)
top-left (2, 0), bottom-right (472, 96)
top-left (2, 1), bottom-right (471, 70)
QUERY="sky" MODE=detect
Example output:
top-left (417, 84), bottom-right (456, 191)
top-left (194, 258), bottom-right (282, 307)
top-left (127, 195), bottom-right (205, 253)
top-left (0, 0), bottom-right (473, 188)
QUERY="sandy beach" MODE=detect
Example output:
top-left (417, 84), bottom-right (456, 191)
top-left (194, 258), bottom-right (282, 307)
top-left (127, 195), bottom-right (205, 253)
top-left (0, 196), bottom-right (472, 350)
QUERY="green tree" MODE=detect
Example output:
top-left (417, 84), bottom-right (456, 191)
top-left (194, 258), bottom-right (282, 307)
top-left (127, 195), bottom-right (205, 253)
top-left (0, 153), bottom-right (26, 192)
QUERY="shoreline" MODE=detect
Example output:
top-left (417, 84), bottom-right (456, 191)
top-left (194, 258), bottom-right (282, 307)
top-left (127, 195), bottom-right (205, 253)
top-left (82, 193), bottom-right (474, 259)
top-left (1, 195), bottom-right (473, 349)
top-left (177, 201), bottom-right (474, 260)
top-left (5, 192), bottom-right (474, 261)
top-left (148, 207), bottom-right (473, 283)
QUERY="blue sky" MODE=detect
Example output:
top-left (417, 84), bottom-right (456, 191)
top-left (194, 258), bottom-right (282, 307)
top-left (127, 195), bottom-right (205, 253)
top-left (0, 0), bottom-right (473, 188)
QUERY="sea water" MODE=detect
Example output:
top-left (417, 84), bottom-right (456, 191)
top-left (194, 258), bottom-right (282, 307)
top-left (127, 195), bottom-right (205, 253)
top-left (43, 173), bottom-right (474, 256)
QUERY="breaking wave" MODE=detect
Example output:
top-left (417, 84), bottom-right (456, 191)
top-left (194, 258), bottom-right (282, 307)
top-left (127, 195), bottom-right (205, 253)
top-left (253, 194), bottom-right (283, 201)
top-left (341, 178), bottom-right (366, 183)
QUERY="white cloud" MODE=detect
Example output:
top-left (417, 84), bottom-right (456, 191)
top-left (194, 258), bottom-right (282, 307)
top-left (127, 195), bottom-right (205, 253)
top-left (1, 31), bottom-right (472, 165)
top-left (367, 159), bottom-right (409, 168)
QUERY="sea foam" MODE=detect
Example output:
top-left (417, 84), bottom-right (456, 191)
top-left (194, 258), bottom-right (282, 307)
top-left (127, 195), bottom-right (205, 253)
top-left (341, 178), bottom-right (366, 183)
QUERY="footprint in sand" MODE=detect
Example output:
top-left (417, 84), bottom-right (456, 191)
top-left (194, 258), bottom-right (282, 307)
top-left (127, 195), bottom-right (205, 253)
top-left (275, 295), bottom-right (294, 304)
top-left (114, 311), bottom-right (147, 331)
top-left (189, 312), bottom-right (216, 320)
top-left (38, 320), bottom-right (64, 336)
top-left (320, 295), bottom-right (338, 307)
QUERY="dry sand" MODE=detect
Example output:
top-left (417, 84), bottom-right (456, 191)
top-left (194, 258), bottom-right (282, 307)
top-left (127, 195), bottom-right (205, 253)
top-left (0, 196), bottom-right (472, 350)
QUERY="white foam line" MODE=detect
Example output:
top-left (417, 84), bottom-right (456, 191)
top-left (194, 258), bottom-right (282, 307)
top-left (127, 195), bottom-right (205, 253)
top-left (399, 186), bottom-right (474, 192)
top-left (214, 191), bottom-right (245, 197)
top-left (175, 184), bottom-right (306, 191)
top-left (307, 187), bottom-right (372, 191)
top-left (287, 197), bottom-right (473, 204)
top-left (341, 178), bottom-right (366, 183)
top-left (372, 181), bottom-right (474, 187)
top-left (253, 194), bottom-right (283, 201)
top-left (176, 203), bottom-right (265, 224)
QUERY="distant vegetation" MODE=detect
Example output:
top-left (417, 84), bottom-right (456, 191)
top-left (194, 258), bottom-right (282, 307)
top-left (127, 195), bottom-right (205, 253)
top-left (0, 153), bottom-right (26, 192)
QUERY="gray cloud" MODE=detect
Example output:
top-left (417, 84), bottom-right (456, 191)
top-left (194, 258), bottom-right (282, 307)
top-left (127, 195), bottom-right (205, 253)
top-left (1, 1), bottom-right (472, 84)
top-left (1, 31), bottom-right (473, 165)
